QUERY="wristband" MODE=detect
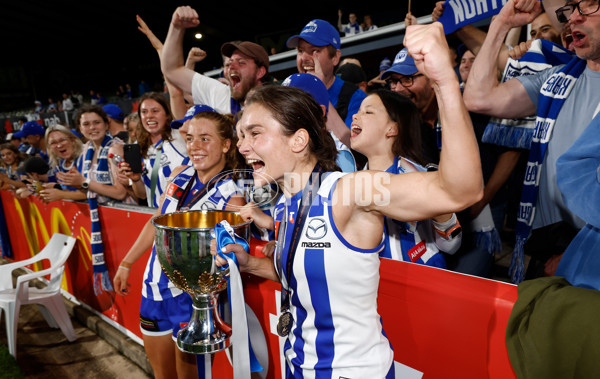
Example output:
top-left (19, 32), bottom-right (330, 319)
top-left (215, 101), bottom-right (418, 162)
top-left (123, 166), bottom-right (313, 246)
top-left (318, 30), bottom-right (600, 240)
top-left (118, 265), bottom-right (130, 271)
top-left (436, 223), bottom-right (462, 240)
top-left (432, 213), bottom-right (457, 230)
top-left (433, 214), bottom-right (462, 240)
top-left (119, 261), bottom-right (133, 270)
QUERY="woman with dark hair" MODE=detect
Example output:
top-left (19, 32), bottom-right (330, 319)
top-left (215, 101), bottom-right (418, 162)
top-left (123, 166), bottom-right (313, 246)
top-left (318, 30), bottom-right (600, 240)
top-left (121, 92), bottom-right (189, 208)
top-left (351, 89), bottom-right (462, 267)
top-left (213, 23), bottom-right (483, 376)
top-left (113, 109), bottom-right (245, 378)
top-left (0, 143), bottom-right (26, 190)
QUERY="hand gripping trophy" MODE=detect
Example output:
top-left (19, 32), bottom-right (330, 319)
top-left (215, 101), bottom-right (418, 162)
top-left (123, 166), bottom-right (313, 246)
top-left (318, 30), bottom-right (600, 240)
top-left (152, 210), bottom-right (251, 354)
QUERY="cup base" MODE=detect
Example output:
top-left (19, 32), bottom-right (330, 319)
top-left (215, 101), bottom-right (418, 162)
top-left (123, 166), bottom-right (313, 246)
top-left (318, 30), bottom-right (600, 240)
top-left (176, 327), bottom-right (231, 354)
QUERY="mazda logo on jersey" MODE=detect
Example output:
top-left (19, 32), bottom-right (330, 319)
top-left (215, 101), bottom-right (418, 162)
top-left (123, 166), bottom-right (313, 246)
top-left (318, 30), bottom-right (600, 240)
top-left (306, 218), bottom-right (327, 240)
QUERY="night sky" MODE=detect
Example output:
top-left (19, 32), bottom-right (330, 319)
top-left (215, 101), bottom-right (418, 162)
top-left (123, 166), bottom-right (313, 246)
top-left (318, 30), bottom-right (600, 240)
top-left (0, 1), bottom-right (436, 113)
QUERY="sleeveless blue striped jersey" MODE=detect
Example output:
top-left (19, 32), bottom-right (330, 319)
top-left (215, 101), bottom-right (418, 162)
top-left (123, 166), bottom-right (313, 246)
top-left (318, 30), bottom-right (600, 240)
top-left (274, 172), bottom-right (394, 377)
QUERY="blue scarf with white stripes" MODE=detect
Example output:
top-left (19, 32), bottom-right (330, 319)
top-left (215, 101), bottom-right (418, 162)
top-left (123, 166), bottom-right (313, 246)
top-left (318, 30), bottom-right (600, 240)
top-left (509, 56), bottom-right (586, 284)
top-left (78, 135), bottom-right (114, 295)
top-left (57, 158), bottom-right (78, 191)
top-left (482, 39), bottom-right (574, 149)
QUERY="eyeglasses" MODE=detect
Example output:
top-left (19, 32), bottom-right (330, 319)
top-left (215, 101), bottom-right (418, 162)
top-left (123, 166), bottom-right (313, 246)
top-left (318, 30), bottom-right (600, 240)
top-left (48, 137), bottom-right (69, 147)
top-left (556, 0), bottom-right (600, 23)
top-left (386, 74), bottom-right (423, 88)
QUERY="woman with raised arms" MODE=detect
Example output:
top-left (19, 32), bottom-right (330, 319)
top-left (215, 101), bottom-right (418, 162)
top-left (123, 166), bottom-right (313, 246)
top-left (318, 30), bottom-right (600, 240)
top-left (214, 23), bottom-right (483, 377)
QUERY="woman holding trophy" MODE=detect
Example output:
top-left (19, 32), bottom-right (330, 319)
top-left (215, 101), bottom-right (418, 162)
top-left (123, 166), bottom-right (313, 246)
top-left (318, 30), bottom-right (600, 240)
top-left (113, 108), bottom-right (245, 378)
top-left (213, 23), bottom-right (483, 377)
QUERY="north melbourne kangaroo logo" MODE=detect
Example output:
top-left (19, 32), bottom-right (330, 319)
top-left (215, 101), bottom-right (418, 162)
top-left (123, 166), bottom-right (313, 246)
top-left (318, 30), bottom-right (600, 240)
top-left (306, 218), bottom-right (327, 240)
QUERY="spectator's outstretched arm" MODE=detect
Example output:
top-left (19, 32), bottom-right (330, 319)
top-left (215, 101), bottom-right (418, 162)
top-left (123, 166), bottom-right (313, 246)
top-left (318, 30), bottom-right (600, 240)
top-left (185, 47), bottom-right (207, 70)
top-left (405, 12), bottom-right (418, 26)
top-left (455, 25), bottom-right (512, 71)
top-left (431, 1), bottom-right (445, 21)
top-left (137, 15), bottom-right (163, 56)
top-left (325, 102), bottom-right (351, 147)
top-left (463, 0), bottom-right (540, 118)
top-left (505, 25), bottom-right (522, 49)
top-left (165, 77), bottom-right (188, 121)
top-left (310, 52), bottom-right (351, 146)
top-left (137, 13), bottom-right (194, 116)
top-left (161, 6), bottom-right (200, 96)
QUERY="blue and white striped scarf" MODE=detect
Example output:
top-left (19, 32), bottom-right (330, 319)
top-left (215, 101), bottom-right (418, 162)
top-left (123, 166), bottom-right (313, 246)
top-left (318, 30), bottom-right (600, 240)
top-left (344, 22), bottom-right (361, 35)
top-left (56, 158), bottom-right (78, 191)
top-left (78, 135), bottom-right (114, 295)
top-left (482, 39), bottom-right (574, 149)
top-left (509, 56), bottom-right (587, 284)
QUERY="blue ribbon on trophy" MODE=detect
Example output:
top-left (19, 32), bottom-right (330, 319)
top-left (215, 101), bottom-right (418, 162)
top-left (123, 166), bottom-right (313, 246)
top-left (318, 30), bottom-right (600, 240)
top-left (214, 221), bottom-right (264, 377)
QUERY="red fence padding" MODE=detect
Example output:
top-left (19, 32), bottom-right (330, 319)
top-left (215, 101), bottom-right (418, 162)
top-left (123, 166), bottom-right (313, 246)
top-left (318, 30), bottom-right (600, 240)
top-left (0, 192), bottom-right (517, 378)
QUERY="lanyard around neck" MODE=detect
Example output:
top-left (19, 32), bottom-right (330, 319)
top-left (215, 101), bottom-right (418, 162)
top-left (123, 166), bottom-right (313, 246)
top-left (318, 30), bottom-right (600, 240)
top-left (277, 163), bottom-right (324, 313)
top-left (176, 170), bottom-right (225, 210)
top-left (150, 141), bottom-right (163, 204)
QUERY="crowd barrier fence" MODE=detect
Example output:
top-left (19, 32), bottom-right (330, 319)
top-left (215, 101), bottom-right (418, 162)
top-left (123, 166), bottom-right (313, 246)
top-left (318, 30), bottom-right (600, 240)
top-left (0, 182), bottom-right (517, 377)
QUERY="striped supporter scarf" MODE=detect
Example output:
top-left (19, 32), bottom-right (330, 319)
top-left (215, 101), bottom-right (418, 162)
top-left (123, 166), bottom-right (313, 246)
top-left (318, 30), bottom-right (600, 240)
top-left (482, 39), bottom-right (574, 149)
top-left (509, 56), bottom-right (586, 284)
top-left (78, 135), bottom-right (114, 295)
top-left (57, 158), bottom-right (78, 191)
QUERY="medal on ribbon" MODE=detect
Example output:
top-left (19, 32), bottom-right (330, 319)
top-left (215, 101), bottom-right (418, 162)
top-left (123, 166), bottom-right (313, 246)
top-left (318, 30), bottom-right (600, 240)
top-left (276, 164), bottom-right (323, 339)
top-left (277, 311), bottom-right (293, 337)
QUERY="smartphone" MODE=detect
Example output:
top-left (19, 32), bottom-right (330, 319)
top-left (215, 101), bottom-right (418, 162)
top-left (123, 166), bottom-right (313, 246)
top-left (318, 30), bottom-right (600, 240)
top-left (123, 144), bottom-right (143, 174)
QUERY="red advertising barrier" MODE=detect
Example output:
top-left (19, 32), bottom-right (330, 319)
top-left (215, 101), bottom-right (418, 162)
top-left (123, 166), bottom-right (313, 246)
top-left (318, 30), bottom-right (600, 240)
top-left (0, 191), bottom-right (517, 378)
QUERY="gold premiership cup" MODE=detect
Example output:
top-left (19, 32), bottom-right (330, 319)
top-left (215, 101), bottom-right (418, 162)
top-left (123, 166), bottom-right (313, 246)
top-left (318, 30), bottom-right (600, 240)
top-left (151, 210), bottom-right (251, 354)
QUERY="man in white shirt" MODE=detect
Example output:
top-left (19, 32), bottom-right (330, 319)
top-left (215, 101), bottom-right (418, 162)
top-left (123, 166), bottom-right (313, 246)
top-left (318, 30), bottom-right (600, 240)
top-left (161, 6), bottom-right (269, 115)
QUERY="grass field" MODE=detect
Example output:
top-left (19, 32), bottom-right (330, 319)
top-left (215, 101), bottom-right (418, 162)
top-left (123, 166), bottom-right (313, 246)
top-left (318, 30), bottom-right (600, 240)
top-left (0, 343), bottom-right (24, 379)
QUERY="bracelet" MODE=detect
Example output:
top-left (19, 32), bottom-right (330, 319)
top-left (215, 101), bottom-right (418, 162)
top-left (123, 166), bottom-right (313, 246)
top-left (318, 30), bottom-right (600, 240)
top-left (119, 261), bottom-right (133, 270)
top-left (433, 214), bottom-right (462, 240)
top-left (118, 265), bottom-right (130, 271)
top-left (432, 213), bottom-right (457, 230)
top-left (435, 223), bottom-right (462, 240)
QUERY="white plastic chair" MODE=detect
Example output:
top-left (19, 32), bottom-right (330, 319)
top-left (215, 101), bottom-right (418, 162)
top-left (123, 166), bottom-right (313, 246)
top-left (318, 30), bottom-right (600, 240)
top-left (0, 233), bottom-right (78, 357)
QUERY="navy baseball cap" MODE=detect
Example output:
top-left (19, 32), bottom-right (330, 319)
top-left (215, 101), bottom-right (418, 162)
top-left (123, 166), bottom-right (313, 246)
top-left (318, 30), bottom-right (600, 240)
top-left (282, 73), bottom-right (330, 115)
top-left (380, 48), bottom-right (419, 80)
top-left (14, 121), bottom-right (45, 139)
top-left (286, 19), bottom-right (341, 50)
top-left (170, 105), bottom-right (217, 129)
top-left (103, 104), bottom-right (125, 121)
